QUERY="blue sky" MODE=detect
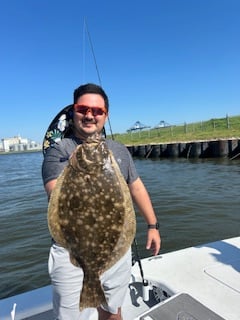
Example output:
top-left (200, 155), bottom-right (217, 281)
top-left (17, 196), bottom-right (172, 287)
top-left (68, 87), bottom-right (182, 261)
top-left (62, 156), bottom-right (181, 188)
top-left (1, 0), bottom-right (239, 142)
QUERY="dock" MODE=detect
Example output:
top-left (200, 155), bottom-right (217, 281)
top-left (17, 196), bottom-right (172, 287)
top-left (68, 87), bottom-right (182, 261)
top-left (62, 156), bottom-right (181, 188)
top-left (126, 138), bottom-right (240, 159)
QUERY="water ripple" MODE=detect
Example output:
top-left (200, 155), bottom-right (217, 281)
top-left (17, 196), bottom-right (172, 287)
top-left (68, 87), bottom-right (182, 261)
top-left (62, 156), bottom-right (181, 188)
top-left (0, 153), bottom-right (239, 299)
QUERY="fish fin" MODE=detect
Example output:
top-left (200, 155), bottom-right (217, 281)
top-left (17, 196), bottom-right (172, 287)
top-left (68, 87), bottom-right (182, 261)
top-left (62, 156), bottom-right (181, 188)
top-left (79, 276), bottom-right (107, 310)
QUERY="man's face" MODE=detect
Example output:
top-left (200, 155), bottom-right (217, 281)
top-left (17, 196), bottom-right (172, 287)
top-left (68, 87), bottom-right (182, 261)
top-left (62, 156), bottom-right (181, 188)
top-left (73, 93), bottom-right (108, 139)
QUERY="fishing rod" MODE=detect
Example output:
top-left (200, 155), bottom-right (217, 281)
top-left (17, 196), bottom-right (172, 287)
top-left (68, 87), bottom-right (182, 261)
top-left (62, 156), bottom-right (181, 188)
top-left (133, 238), bottom-right (150, 301)
top-left (83, 18), bottom-right (114, 140)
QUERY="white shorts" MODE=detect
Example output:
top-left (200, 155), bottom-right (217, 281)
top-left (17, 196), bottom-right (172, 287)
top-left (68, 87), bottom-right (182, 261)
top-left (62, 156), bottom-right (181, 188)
top-left (48, 244), bottom-right (132, 320)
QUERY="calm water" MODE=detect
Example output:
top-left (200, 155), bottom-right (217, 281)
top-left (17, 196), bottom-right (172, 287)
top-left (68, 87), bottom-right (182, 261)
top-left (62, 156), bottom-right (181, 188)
top-left (0, 152), bottom-right (239, 299)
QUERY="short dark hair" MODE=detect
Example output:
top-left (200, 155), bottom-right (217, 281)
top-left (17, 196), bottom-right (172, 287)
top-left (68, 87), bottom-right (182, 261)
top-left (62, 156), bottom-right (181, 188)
top-left (73, 83), bottom-right (109, 111)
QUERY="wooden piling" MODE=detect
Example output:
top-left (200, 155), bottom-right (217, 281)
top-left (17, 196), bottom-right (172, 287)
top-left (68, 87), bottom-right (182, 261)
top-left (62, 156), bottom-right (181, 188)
top-left (167, 143), bottom-right (179, 158)
top-left (126, 138), bottom-right (240, 159)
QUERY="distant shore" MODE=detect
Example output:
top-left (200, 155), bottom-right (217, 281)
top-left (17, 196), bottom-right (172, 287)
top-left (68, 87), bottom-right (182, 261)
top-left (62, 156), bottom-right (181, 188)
top-left (0, 149), bottom-right (42, 155)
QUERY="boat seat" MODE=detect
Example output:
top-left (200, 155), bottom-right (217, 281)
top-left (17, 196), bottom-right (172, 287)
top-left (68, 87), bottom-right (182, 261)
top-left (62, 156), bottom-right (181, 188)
top-left (139, 293), bottom-right (225, 320)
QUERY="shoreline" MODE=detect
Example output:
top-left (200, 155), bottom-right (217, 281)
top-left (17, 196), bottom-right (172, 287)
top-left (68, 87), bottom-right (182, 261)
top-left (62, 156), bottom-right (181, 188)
top-left (0, 149), bottom-right (42, 156)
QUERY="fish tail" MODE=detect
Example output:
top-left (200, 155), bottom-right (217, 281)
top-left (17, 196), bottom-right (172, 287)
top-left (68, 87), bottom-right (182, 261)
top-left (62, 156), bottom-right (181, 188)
top-left (80, 276), bottom-right (107, 310)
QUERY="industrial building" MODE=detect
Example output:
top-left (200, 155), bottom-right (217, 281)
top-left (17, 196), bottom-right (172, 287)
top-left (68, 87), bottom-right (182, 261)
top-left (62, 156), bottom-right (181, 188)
top-left (0, 135), bottom-right (41, 153)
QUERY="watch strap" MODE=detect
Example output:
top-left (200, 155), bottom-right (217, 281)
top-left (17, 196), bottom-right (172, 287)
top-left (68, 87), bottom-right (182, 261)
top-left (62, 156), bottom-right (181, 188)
top-left (148, 222), bottom-right (159, 230)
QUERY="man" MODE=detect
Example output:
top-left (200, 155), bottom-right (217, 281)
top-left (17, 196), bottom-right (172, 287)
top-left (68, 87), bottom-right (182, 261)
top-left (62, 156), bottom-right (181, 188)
top-left (42, 83), bottom-right (161, 320)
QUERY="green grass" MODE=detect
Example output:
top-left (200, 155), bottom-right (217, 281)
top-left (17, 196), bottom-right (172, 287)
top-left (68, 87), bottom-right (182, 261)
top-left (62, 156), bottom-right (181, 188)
top-left (109, 115), bottom-right (240, 145)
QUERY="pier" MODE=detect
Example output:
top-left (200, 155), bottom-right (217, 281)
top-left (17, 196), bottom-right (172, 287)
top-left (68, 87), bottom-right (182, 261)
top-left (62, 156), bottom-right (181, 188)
top-left (126, 138), bottom-right (240, 159)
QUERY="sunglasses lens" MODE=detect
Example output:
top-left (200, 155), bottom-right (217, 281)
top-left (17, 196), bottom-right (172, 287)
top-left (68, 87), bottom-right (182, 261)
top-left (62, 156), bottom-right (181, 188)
top-left (92, 108), bottom-right (105, 116)
top-left (75, 106), bottom-right (88, 114)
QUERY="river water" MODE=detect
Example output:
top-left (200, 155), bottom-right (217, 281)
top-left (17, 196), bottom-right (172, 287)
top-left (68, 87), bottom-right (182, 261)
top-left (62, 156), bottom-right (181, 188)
top-left (0, 152), bottom-right (239, 299)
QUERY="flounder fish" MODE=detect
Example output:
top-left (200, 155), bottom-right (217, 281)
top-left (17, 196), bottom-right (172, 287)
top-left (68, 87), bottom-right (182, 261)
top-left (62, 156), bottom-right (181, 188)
top-left (48, 134), bottom-right (136, 310)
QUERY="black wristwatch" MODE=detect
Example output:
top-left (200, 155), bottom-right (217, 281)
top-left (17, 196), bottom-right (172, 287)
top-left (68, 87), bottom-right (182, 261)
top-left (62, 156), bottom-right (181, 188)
top-left (148, 222), bottom-right (159, 230)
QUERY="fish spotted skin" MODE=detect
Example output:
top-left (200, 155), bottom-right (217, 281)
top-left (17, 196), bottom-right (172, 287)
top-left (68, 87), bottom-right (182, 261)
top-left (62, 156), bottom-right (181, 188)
top-left (48, 135), bottom-right (136, 310)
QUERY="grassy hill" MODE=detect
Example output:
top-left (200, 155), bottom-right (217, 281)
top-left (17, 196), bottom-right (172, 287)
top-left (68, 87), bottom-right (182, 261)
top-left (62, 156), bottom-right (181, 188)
top-left (110, 115), bottom-right (240, 145)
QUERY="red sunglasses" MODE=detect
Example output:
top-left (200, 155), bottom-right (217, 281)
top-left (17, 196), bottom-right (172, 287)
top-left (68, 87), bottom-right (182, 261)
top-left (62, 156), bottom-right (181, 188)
top-left (74, 104), bottom-right (107, 116)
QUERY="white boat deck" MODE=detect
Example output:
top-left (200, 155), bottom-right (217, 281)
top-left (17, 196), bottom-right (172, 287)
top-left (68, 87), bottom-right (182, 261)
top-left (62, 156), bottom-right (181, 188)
top-left (131, 236), bottom-right (240, 320)
top-left (1, 237), bottom-right (239, 320)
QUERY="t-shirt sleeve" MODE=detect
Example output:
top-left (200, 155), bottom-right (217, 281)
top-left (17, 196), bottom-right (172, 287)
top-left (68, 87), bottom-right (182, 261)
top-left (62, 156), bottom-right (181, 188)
top-left (126, 150), bottom-right (139, 184)
top-left (106, 140), bottom-right (139, 185)
top-left (41, 141), bottom-right (71, 186)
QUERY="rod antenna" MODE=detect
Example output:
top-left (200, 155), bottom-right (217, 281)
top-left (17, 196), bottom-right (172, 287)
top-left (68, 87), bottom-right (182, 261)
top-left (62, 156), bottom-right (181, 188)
top-left (84, 18), bottom-right (114, 140)
top-left (84, 19), bottom-right (114, 139)
top-left (84, 19), bottom-right (102, 86)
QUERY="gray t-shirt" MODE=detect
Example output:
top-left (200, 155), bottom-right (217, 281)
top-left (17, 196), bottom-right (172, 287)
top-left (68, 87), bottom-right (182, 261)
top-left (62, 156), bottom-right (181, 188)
top-left (42, 137), bottom-right (138, 186)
